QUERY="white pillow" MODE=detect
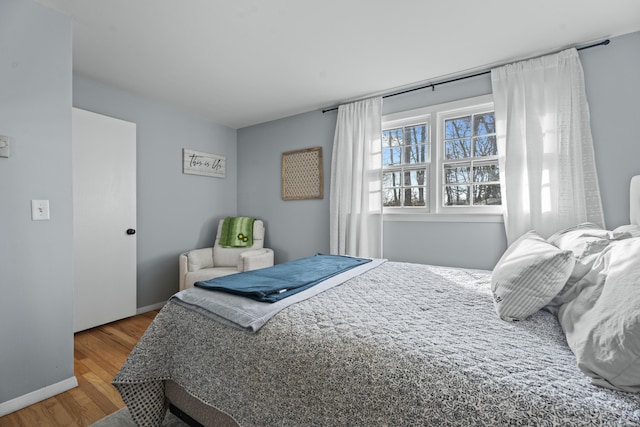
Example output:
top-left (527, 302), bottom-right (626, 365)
top-left (545, 223), bottom-right (632, 311)
top-left (546, 222), bottom-right (602, 242)
top-left (491, 230), bottom-right (575, 321)
top-left (548, 223), bottom-right (630, 262)
top-left (613, 224), bottom-right (640, 238)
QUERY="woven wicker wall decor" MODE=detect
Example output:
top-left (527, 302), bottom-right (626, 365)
top-left (281, 147), bottom-right (323, 200)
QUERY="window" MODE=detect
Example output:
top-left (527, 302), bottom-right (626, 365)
top-left (441, 110), bottom-right (500, 207)
top-left (381, 95), bottom-right (502, 217)
top-left (382, 123), bottom-right (429, 207)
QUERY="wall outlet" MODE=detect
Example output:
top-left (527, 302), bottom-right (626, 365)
top-left (32, 200), bottom-right (50, 221)
top-left (0, 135), bottom-right (9, 158)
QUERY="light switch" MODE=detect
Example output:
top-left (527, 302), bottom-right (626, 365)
top-left (0, 135), bottom-right (9, 158)
top-left (31, 200), bottom-right (50, 221)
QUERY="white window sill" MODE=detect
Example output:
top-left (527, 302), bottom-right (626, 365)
top-left (383, 212), bottom-right (504, 223)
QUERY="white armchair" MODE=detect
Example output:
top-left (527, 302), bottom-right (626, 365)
top-left (179, 219), bottom-right (274, 291)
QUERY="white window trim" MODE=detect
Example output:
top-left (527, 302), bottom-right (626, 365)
top-left (384, 212), bottom-right (504, 223)
top-left (382, 94), bottom-right (503, 221)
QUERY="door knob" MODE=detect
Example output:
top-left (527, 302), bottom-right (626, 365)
top-left (126, 228), bottom-right (136, 235)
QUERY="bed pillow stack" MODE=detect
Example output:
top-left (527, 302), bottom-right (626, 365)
top-left (492, 222), bottom-right (640, 392)
top-left (490, 230), bottom-right (575, 321)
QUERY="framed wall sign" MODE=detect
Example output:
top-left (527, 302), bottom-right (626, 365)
top-left (282, 146), bottom-right (323, 200)
top-left (183, 148), bottom-right (226, 178)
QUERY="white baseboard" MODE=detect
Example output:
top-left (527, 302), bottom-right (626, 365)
top-left (0, 376), bottom-right (78, 417)
top-left (136, 301), bottom-right (165, 314)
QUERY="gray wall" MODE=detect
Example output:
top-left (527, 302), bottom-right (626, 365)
top-left (581, 32), bottom-right (640, 228)
top-left (0, 0), bottom-right (74, 404)
top-left (73, 76), bottom-right (238, 308)
top-left (238, 31), bottom-right (640, 270)
top-left (237, 111), bottom-right (336, 262)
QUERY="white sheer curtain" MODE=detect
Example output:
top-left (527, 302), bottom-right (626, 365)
top-left (491, 48), bottom-right (604, 245)
top-left (330, 97), bottom-right (383, 258)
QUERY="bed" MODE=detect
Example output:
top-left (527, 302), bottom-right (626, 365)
top-left (114, 176), bottom-right (640, 426)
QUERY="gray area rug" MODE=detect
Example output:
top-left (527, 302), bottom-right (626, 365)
top-left (89, 407), bottom-right (188, 427)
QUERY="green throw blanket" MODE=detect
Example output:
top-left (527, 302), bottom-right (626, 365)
top-left (219, 217), bottom-right (255, 247)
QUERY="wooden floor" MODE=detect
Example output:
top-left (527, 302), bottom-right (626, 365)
top-left (0, 310), bottom-right (159, 427)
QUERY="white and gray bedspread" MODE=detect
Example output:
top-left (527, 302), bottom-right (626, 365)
top-left (114, 261), bottom-right (640, 426)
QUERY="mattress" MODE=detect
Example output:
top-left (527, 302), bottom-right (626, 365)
top-left (114, 261), bottom-right (640, 426)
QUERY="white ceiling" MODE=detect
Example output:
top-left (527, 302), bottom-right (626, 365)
top-left (35, 0), bottom-right (640, 129)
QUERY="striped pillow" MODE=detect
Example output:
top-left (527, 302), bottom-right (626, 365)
top-left (491, 230), bottom-right (575, 321)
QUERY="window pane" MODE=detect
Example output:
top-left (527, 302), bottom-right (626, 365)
top-left (382, 147), bottom-right (402, 166)
top-left (473, 113), bottom-right (495, 135)
top-left (382, 171), bottom-right (401, 188)
top-left (404, 124), bottom-right (428, 144)
top-left (382, 128), bottom-right (402, 148)
top-left (473, 184), bottom-right (502, 205)
top-left (402, 187), bottom-right (427, 207)
top-left (473, 163), bottom-right (500, 182)
top-left (445, 139), bottom-right (471, 159)
top-left (444, 165), bottom-right (470, 184)
top-left (474, 136), bottom-right (497, 157)
top-left (404, 144), bottom-right (428, 164)
top-left (444, 185), bottom-right (470, 206)
top-left (445, 116), bottom-right (472, 139)
top-left (383, 188), bottom-right (402, 207)
top-left (404, 169), bottom-right (427, 186)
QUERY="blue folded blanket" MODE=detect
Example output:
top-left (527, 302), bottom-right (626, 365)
top-left (195, 254), bottom-right (372, 302)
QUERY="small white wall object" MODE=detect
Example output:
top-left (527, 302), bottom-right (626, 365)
top-left (31, 200), bottom-right (50, 220)
top-left (0, 135), bottom-right (9, 157)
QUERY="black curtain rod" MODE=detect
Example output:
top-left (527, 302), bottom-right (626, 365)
top-left (321, 39), bottom-right (610, 114)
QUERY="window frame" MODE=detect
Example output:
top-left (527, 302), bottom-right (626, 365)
top-left (381, 94), bottom-right (503, 222)
top-left (381, 121), bottom-right (430, 209)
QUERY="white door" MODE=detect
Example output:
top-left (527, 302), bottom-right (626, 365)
top-left (73, 108), bottom-right (137, 332)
